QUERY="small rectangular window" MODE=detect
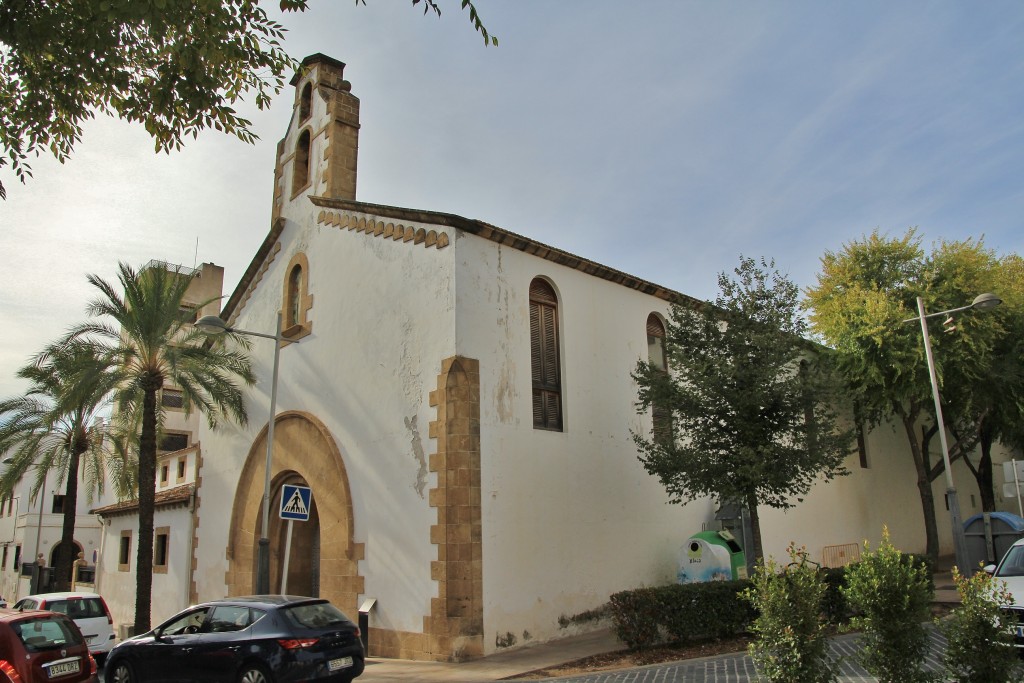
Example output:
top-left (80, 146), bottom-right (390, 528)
top-left (51, 494), bottom-right (65, 514)
top-left (154, 527), bottom-right (169, 574)
top-left (13, 544), bottom-right (21, 571)
top-left (119, 532), bottom-right (131, 571)
top-left (160, 465), bottom-right (169, 484)
top-left (2, 545), bottom-right (8, 570)
top-left (159, 432), bottom-right (189, 452)
top-left (177, 458), bottom-right (186, 481)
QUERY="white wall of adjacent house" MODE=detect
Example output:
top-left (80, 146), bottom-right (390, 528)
top-left (0, 473), bottom-right (102, 603)
top-left (193, 205), bottom-right (458, 635)
top-left (96, 503), bottom-right (195, 636)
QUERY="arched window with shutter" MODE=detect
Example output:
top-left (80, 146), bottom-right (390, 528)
top-left (530, 278), bottom-right (562, 431)
top-left (280, 252), bottom-right (313, 341)
top-left (647, 313), bottom-right (671, 441)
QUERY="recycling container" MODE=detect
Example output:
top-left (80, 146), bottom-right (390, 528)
top-left (678, 529), bottom-right (748, 583)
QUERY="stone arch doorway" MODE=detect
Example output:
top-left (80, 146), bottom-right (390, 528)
top-left (268, 472), bottom-right (320, 596)
top-left (49, 540), bottom-right (84, 581)
top-left (226, 411), bottom-right (364, 615)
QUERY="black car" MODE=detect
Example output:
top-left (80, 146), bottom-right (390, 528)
top-left (104, 596), bottom-right (364, 683)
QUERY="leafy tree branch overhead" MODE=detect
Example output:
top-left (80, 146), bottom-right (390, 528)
top-left (0, 0), bottom-right (495, 199)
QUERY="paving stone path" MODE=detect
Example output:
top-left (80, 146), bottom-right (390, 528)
top-left (541, 630), bottom-right (950, 682)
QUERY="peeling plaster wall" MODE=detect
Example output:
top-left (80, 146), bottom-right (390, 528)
top-left (452, 232), bottom-right (701, 650)
top-left (194, 202), bottom-right (456, 635)
top-left (449, 229), bottom-right (989, 652)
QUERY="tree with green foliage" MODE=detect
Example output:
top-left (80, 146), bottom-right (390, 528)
top-left (0, 0), bottom-right (495, 199)
top-left (0, 340), bottom-right (123, 591)
top-left (843, 528), bottom-right (936, 683)
top-left (633, 256), bottom-right (853, 562)
top-left (64, 262), bottom-right (254, 633)
top-left (804, 230), bottom-right (1020, 560)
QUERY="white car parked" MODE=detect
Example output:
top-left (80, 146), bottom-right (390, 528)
top-left (13, 591), bottom-right (117, 662)
top-left (986, 536), bottom-right (1024, 650)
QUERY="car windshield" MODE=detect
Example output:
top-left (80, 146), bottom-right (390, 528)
top-left (11, 616), bottom-right (83, 652)
top-left (281, 602), bottom-right (349, 629)
top-left (996, 545), bottom-right (1024, 578)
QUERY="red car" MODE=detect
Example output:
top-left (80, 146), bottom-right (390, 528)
top-left (0, 609), bottom-right (98, 683)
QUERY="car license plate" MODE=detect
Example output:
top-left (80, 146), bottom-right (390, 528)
top-left (328, 656), bottom-right (353, 671)
top-left (47, 659), bottom-right (80, 678)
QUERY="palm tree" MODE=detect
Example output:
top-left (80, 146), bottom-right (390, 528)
top-left (0, 340), bottom-right (120, 591)
top-left (66, 262), bottom-right (254, 633)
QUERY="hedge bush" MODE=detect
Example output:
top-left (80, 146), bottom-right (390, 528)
top-left (609, 579), bottom-right (754, 649)
top-left (609, 543), bottom-right (935, 652)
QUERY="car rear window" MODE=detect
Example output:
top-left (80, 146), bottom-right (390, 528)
top-left (11, 617), bottom-right (84, 651)
top-left (44, 598), bottom-right (106, 619)
top-left (280, 602), bottom-right (350, 629)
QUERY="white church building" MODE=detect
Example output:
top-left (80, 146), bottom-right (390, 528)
top-left (92, 54), bottom-right (1019, 661)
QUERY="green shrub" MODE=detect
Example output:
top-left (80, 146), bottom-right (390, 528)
top-left (940, 568), bottom-right (1021, 683)
top-left (608, 587), bottom-right (662, 649)
top-left (820, 566), bottom-right (851, 624)
top-left (609, 579), bottom-right (753, 650)
top-left (842, 527), bottom-right (936, 683)
top-left (744, 545), bottom-right (838, 683)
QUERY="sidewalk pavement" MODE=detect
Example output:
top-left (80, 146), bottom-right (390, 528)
top-left (362, 569), bottom-right (963, 683)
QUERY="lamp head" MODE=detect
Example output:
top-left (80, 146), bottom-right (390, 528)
top-left (970, 293), bottom-right (1002, 310)
top-left (195, 315), bottom-right (231, 335)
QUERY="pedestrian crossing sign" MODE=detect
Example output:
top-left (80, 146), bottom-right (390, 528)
top-left (280, 484), bottom-right (312, 521)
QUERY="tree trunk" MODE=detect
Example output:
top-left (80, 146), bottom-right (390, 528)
top-left (901, 413), bottom-right (940, 562)
top-left (746, 495), bottom-right (764, 563)
top-left (53, 438), bottom-right (85, 592)
top-left (133, 381), bottom-right (159, 634)
top-left (977, 420), bottom-right (997, 512)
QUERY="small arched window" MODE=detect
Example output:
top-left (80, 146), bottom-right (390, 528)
top-left (287, 265), bottom-right (302, 328)
top-left (299, 82), bottom-right (313, 122)
top-left (281, 252), bottom-right (313, 341)
top-left (530, 278), bottom-right (562, 431)
top-left (647, 313), bottom-right (671, 442)
top-left (292, 129), bottom-right (311, 196)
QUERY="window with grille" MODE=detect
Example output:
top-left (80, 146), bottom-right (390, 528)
top-left (161, 388), bottom-right (184, 409)
top-left (530, 278), bottom-right (562, 431)
top-left (647, 314), bottom-right (672, 442)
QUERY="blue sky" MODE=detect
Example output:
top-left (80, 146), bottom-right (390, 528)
top-left (2, 1), bottom-right (1023, 398)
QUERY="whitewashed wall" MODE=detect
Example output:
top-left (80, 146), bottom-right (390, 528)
top-left (193, 201), bottom-right (457, 635)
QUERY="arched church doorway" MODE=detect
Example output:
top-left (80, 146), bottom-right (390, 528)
top-left (226, 411), bottom-right (364, 615)
top-left (268, 474), bottom-right (320, 596)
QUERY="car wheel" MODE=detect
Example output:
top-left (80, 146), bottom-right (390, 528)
top-left (237, 664), bottom-right (273, 683)
top-left (108, 660), bottom-right (135, 683)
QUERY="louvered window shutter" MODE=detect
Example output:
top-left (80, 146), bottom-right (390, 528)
top-left (530, 279), bottom-right (562, 430)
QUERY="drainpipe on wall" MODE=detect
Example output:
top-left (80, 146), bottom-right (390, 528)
top-left (185, 489), bottom-right (197, 608)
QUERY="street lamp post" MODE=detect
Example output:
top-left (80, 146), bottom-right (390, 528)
top-left (904, 292), bottom-right (1002, 578)
top-left (196, 312), bottom-right (290, 595)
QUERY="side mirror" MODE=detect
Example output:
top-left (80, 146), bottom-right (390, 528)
top-left (983, 564), bottom-right (996, 575)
